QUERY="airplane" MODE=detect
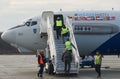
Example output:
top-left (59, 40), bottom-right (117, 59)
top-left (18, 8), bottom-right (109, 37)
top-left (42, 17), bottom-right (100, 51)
top-left (1, 10), bottom-right (120, 57)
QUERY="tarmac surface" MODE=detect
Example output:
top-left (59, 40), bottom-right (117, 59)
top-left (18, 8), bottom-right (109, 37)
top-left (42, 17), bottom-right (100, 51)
top-left (0, 55), bottom-right (120, 79)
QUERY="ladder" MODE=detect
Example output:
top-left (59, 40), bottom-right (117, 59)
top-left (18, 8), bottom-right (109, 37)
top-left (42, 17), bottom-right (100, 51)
top-left (53, 32), bottom-right (78, 74)
top-left (41, 11), bottom-right (79, 74)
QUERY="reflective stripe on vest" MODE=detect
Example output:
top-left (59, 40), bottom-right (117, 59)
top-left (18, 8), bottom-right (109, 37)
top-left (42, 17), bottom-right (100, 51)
top-left (61, 27), bottom-right (69, 34)
top-left (95, 55), bottom-right (101, 65)
top-left (56, 20), bottom-right (62, 26)
top-left (39, 54), bottom-right (44, 64)
top-left (65, 41), bottom-right (72, 50)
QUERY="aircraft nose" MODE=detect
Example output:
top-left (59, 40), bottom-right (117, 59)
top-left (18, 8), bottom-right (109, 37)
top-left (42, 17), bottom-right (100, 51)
top-left (1, 30), bottom-right (16, 43)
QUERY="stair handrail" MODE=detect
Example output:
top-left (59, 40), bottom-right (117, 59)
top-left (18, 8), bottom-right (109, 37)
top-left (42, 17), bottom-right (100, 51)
top-left (65, 17), bottom-right (80, 68)
top-left (47, 17), bottom-right (57, 68)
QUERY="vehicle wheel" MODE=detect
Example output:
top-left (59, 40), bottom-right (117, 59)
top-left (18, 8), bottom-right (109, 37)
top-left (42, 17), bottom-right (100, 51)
top-left (91, 65), bottom-right (94, 68)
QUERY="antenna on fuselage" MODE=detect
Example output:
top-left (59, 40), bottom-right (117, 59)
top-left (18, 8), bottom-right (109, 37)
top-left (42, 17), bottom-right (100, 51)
top-left (60, 8), bottom-right (62, 11)
top-left (112, 8), bottom-right (114, 11)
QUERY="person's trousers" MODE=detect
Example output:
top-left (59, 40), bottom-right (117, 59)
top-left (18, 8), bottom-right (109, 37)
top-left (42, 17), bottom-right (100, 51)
top-left (95, 64), bottom-right (101, 77)
top-left (56, 27), bottom-right (62, 39)
top-left (62, 33), bottom-right (69, 43)
top-left (64, 60), bottom-right (71, 73)
top-left (38, 64), bottom-right (44, 76)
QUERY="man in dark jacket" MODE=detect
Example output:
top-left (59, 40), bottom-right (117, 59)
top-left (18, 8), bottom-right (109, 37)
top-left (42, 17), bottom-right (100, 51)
top-left (62, 49), bottom-right (72, 73)
top-left (37, 49), bottom-right (46, 77)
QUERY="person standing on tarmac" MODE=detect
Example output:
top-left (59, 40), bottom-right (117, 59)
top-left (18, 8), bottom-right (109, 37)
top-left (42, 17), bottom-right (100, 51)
top-left (95, 51), bottom-right (102, 78)
top-left (62, 48), bottom-right (72, 73)
top-left (61, 25), bottom-right (70, 43)
top-left (55, 17), bottom-right (63, 39)
top-left (37, 49), bottom-right (46, 77)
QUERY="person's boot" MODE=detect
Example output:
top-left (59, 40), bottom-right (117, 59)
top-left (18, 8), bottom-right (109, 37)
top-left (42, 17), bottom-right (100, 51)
top-left (37, 73), bottom-right (39, 77)
top-left (97, 75), bottom-right (101, 78)
top-left (40, 74), bottom-right (43, 77)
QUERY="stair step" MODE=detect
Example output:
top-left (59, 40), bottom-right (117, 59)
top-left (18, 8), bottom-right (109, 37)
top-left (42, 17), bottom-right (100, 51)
top-left (51, 31), bottom-right (78, 74)
top-left (40, 32), bottom-right (48, 36)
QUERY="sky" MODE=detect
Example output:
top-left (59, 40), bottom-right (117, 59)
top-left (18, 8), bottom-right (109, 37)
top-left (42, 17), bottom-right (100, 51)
top-left (0, 0), bottom-right (120, 32)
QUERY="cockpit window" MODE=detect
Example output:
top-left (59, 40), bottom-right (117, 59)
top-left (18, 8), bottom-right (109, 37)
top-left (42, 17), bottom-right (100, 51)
top-left (25, 21), bottom-right (31, 26)
top-left (31, 21), bottom-right (37, 26)
top-left (8, 19), bottom-right (38, 30)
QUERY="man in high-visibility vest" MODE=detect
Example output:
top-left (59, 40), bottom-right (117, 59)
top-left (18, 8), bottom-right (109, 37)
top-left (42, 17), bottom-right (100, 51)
top-left (37, 50), bottom-right (46, 77)
top-left (55, 17), bottom-right (63, 39)
top-left (61, 25), bottom-right (70, 43)
top-left (65, 38), bottom-right (76, 53)
top-left (95, 51), bottom-right (102, 78)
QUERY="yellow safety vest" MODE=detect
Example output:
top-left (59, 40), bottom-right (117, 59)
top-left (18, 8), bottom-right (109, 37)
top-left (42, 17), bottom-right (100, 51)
top-left (65, 41), bottom-right (72, 50)
top-left (61, 27), bottom-right (69, 34)
top-left (95, 55), bottom-right (101, 65)
top-left (56, 20), bottom-right (62, 26)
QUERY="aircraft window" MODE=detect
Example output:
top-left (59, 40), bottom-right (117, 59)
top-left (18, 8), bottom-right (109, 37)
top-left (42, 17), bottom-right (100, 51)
top-left (31, 21), bottom-right (37, 26)
top-left (88, 27), bottom-right (91, 31)
top-left (85, 27), bottom-right (87, 31)
top-left (25, 22), bottom-right (30, 26)
top-left (80, 27), bottom-right (83, 30)
top-left (77, 26), bottom-right (79, 30)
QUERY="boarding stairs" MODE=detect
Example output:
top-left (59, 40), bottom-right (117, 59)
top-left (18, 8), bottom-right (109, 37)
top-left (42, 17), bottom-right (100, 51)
top-left (40, 11), bottom-right (80, 74)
